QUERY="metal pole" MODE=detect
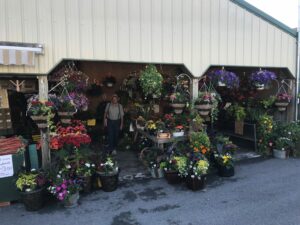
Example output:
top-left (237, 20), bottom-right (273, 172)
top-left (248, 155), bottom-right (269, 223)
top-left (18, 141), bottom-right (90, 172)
top-left (296, 0), bottom-right (300, 120)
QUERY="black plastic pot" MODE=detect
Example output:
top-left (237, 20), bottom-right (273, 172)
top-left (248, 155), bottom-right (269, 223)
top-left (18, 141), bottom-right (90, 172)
top-left (218, 166), bottom-right (234, 177)
top-left (164, 171), bottom-right (182, 184)
top-left (20, 188), bottom-right (45, 211)
top-left (98, 173), bottom-right (119, 192)
top-left (79, 176), bottom-right (92, 193)
top-left (186, 175), bottom-right (206, 191)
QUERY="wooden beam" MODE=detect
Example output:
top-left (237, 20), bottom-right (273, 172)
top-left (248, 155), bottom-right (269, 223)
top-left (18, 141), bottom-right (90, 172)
top-left (37, 76), bottom-right (50, 170)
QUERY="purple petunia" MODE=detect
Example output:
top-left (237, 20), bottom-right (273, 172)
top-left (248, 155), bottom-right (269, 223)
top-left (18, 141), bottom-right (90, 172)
top-left (208, 69), bottom-right (239, 89)
top-left (250, 69), bottom-right (277, 85)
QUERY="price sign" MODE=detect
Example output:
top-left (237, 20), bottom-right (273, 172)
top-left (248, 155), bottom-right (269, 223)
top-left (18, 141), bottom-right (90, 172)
top-left (0, 155), bottom-right (14, 178)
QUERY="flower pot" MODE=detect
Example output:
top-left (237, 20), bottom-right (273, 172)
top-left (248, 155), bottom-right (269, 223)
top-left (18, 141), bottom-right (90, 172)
top-left (30, 115), bottom-right (48, 121)
top-left (20, 188), bottom-right (45, 211)
top-left (255, 83), bottom-right (265, 90)
top-left (164, 171), bottom-right (182, 184)
top-left (98, 172), bottom-right (119, 192)
top-left (79, 176), bottom-right (92, 194)
top-left (58, 111), bottom-right (75, 124)
top-left (273, 149), bottom-right (287, 159)
top-left (170, 103), bottom-right (185, 114)
top-left (218, 166), bottom-right (234, 177)
top-left (186, 175), bottom-right (206, 191)
top-left (234, 120), bottom-right (244, 135)
top-left (218, 81), bottom-right (226, 87)
top-left (31, 115), bottom-right (48, 129)
top-left (198, 110), bottom-right (210, 116)
top-left (63, 191), bottom-right (80, 208)
top-left (172, 131), bottom-right (184, 137)
top-left (149, 167), bottom-right (164, 178)
top-left (275, 102), bottom-right (289, 111)
top-left (195, 103), bottom-right (213, 110)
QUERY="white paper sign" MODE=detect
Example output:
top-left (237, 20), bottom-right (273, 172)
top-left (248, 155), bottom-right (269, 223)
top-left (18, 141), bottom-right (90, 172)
top-left (0, 154), bottom-right (14, 178)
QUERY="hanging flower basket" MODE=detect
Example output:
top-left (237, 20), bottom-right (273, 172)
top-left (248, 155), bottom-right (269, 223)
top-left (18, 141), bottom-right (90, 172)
top-left (58, 111), bottom-right (76, 124)
top-left (275, 93), bottom-right (292, 112)
top-left (250, 69), bottom-right (276, 90)
top-left (194, 103), bottom-right (213, 110)
top-left (170, 103), bottom-right (186, 114)
top-left (207, 69), bottom-right (239, 89)
top-left (30, 115), bottom-right (49, 129)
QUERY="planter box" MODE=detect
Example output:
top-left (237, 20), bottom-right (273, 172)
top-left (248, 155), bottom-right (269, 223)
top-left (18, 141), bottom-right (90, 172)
top-left (273, 149), bottom-right (287, 159)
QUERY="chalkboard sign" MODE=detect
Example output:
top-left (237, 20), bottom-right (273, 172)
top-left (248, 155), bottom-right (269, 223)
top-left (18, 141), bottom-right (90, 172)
top-left (0, 155), bottom-right (14, 178)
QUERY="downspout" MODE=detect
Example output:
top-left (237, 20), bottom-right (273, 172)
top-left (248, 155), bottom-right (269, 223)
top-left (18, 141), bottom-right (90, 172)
top-left (296, 0), bottom-right (300, 121)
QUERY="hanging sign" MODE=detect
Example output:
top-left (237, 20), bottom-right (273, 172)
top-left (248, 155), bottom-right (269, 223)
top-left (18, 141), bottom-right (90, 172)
top-left (0, 154), bottom-right (14, 178)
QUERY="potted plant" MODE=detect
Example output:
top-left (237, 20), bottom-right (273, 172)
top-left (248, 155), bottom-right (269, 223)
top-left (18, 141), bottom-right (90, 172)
top-left (194, 92), bottom-right (214, 116)
top-left (136, 116), bottom-right (146, 130)
top-left (140, 147), bottom-right (165, 178)
top-left (185, 156), bottom-right (209, 191)
top-left (76, 161), bottom-right (96, 193)
top-left (57, 94), bottom-right (77, 124)
top-left (139, 64), bottom-right (163, 98)
top-left (215, 153), bottom-right (234, 177)
top-left (27, 97), bottom-right (54, 129)
top-left (189, 131), bottom-right (211, 156)
top-left (228, 104), bottom-right (246, 135)
top-left (48, 177), bottom-right (82, 208)
top-left (208, 69), bottom-right (239, 88)
top-left (250, 69), bottom-right (277, 90)
top-left (160, 156), bottom-right (187, 184)
top-left (273, 137), bottom-right (293, 159)
top-left (172, 125), bottom-right (185, 137)
top-left (16, 169), bottom-right (47, 211)
top-left (145, 120), bottom-right (157, 136)
top-left (96, 157), bottom-right (119, 192)
top-left (190, 113), bottom-right (205, 132)
top-left (103, 75), bottom-right (117, 87)
top-left (274, 93), bottom-right (292, 111)
top-left (169, 92), bottom-right (189, 114)
top-left (214, 135), bottom-right (231, 153)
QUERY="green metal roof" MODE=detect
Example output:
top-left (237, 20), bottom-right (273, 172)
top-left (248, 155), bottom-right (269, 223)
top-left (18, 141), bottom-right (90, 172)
top-left (231, 0), bottom-right (297, 37)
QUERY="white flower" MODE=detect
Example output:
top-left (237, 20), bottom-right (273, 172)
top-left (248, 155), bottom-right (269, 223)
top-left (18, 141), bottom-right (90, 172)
top-left (30, 168), bottom-right (36, 172)
top-left (191, 175), bottom-right (195, 178)
top-left (57, 174), bottom-right (61, 178)
top-left (92, 164), bottom-right (95, 167)
top-left (59, 171), bottom-right (62, 174)
top-left (66, 165), bottom-right (71, 169)
top-left (25, 188), bottom-right (32, 192)
top-left (85, 163), bottom-right (90, 168)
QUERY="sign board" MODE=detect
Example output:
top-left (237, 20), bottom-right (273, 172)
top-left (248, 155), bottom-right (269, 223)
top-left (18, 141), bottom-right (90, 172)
top-left (0, 154), bottom-right (14, 178)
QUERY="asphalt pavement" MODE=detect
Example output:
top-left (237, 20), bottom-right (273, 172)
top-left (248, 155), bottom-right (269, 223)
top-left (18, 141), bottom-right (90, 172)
top-left (1, 157), bottom-right (300, 225)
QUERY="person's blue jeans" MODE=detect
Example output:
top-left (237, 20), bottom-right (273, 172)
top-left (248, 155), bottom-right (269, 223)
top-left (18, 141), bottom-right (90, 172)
top-left (107, 119), bottom-right (121, 151)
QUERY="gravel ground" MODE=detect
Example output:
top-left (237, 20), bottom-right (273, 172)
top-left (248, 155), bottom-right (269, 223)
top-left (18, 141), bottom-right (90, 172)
top-left (1, 158), bottom-right (300, 225)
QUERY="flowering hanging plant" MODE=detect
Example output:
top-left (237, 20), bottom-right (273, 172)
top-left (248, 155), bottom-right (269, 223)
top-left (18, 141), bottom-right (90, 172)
top-left (27, 95), bottom-right (55, 117)
top-left (139, 64), bottom-right (163, 97)
top-left (276, 93), bottom-right (292, 102)
top-left (195, 92), bottom-right (215, 105)
top-left (68, 92), bottom-right (89, 111)
top-left (208, 69), bottom-right (239, 89)
top-left (169, 92), bottom-right (189, 103)
top-left (250, 69), bottom-right (277, 85)
top-left (57, 94), bottom-right (77, 112)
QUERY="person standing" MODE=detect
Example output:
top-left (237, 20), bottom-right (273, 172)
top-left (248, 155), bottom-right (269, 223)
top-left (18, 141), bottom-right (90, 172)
top-left (104, 94), bottom-right (124, 154)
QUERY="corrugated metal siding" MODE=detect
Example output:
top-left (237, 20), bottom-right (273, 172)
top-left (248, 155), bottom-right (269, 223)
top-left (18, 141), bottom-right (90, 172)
top-left (0, 0), bottom-right (297, 77)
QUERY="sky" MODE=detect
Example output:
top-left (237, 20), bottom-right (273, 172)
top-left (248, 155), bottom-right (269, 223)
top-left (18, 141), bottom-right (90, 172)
top-left (245, 0), bottom-right (298, 28)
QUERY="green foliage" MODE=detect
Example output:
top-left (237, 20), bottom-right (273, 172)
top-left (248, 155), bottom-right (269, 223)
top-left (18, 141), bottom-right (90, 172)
top-left (260, 96), bottom-right (276, 109)
top-left (139, 64), bottom-right (163, 97)
top-left (227, 104), bottom-right (246, 121)
top-left (257, 114), bottom-right (274, 155)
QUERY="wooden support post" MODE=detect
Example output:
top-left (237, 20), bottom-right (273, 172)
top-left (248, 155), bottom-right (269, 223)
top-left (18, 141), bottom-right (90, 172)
top-left (37, 76), bottom-right (50, 170)
top-left (191, 77), bottom-right (199, 100)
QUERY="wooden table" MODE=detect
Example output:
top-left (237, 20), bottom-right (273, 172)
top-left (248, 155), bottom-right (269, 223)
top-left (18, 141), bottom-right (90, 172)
top-left (136, 129), bottom-right (187, 149)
